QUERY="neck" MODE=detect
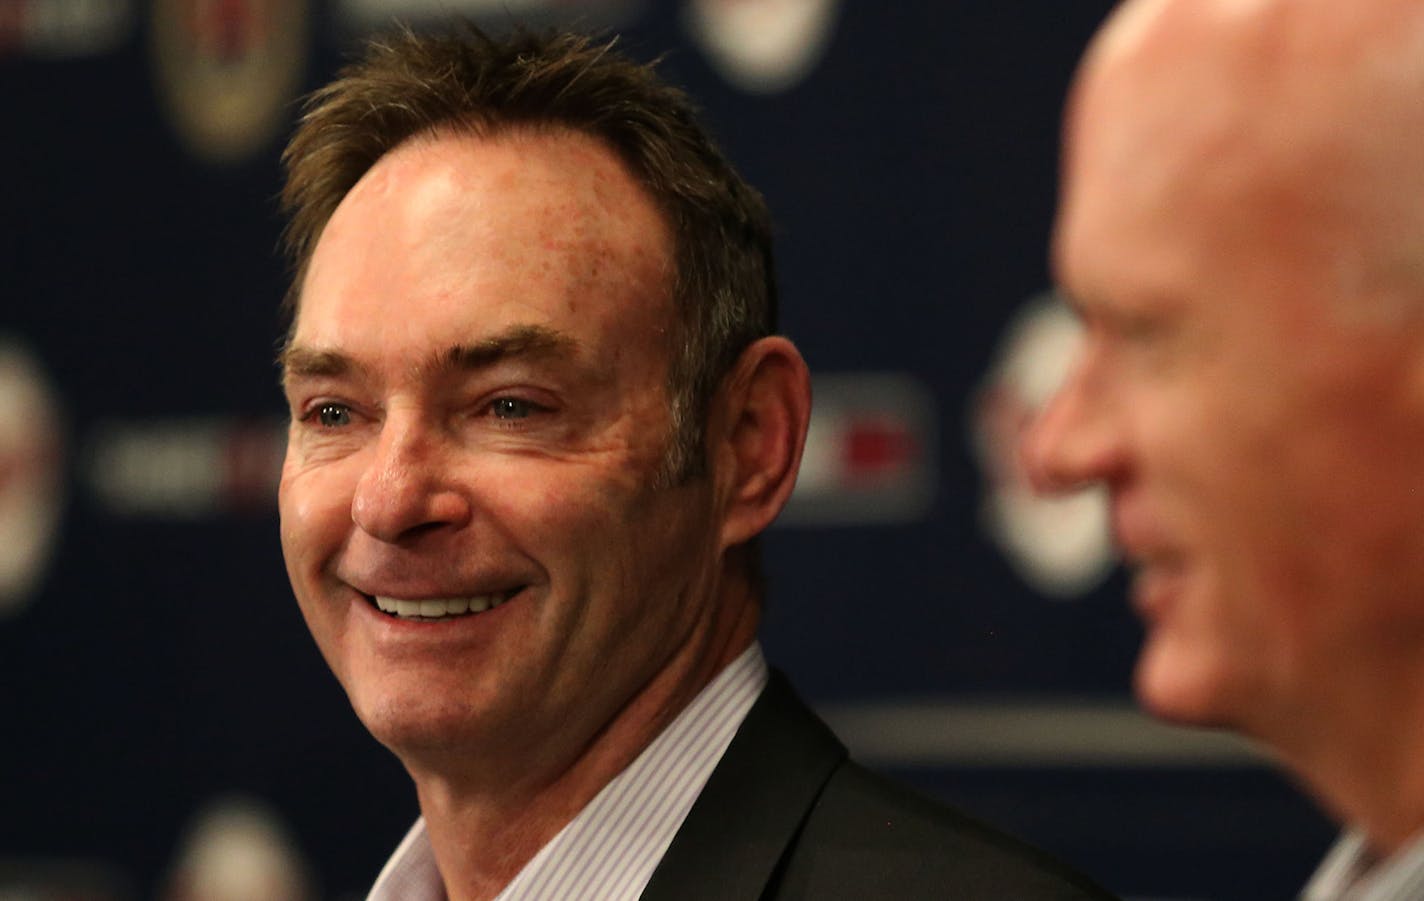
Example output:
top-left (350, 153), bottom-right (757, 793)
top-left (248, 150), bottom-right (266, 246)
top-left (406, 583), bottom-right (761, 901)
top-left (1261, 648), bottom-right (1424, 856)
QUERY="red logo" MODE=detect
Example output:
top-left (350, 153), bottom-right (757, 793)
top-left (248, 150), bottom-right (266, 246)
top-left (783, 372), bottom-right (936, 526)
top-left (151, 0), bottom-right (309, 164)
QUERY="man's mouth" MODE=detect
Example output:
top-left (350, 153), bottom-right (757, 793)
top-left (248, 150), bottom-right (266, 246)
top-left (368, 589), bottom-right (521, 622)
top-left (1129, 558), bottom-right (1187, 620)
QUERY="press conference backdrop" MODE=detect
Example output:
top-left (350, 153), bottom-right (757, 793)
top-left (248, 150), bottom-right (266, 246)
top-left (1, 2), bottom-right (1334, 899)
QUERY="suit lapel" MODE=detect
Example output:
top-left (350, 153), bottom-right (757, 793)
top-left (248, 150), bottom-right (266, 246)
top-left (641, 671), bottom-right (847, 901)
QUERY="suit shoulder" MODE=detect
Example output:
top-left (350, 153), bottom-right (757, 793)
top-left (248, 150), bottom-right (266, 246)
top-left (771, 760), bottom-right (1117, 900)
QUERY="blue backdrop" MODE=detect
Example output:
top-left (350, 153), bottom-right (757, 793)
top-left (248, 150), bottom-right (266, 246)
top-left (1, 2), bottom-right (1333, 898)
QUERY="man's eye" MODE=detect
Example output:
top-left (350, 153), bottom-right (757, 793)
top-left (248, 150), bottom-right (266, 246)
top-left (316, 403), bottom-right (352, 427)
top-left (491, 397), bottom-right (536, 420)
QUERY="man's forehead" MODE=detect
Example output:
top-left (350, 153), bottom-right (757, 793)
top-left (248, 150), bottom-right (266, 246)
top-left (1067, 0), bottom-right (1330, 221)
top-left (299, 126), bottom-right (677, 327)
top-left (331, 128), bottom-right (651, 245)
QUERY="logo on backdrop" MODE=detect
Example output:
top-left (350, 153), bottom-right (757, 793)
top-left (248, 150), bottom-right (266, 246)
top-left (782, 372), bottom-right (936, 526)
top-left (0, 338), bottom-right (65, 619)
top-left (150, 0), bottom-right (309, 164)
top-left (85, 417), bottom-right (285, 517)
top-left (683, 0), bottom-right (840, 94)
top-left (161, 795), bottom-right (313, 901)
top-left (971, 292), bottom-right (1113, 597)
top-left (0, 0), bottom-right (134, 59)
top-left (335, 0), bottom-right (645, 32)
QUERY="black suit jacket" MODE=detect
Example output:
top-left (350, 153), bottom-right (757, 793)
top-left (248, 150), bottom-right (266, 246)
top-left (641, 672), bottom-right (1116, 900)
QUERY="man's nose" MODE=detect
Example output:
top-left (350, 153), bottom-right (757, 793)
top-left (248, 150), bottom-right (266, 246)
top-left (351, 416), bottom-right (473, 543)
top-left (1019, 360), bottom-right (1125, 495)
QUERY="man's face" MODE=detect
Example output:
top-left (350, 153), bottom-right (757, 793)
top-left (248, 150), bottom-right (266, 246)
top-left (279, 129), bottom-right (734, 772)
top-left (1027, 55), bottom-right (1424, 736)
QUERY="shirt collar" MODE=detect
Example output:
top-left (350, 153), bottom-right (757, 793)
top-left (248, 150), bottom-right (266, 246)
top-left (1302, 828), bottom-right (1424, 901)
top-left (368, 642), bottom-right (768, 901)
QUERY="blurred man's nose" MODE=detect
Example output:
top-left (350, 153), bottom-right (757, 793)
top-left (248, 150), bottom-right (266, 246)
top-left (351, 416), bottom-right (473, 543)
top-left (1019, 360), bottom-right (1125, 495)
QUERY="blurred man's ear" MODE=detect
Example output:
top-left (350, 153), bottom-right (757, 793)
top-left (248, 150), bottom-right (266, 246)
top-left (710, 336), bottom-right (812, 549)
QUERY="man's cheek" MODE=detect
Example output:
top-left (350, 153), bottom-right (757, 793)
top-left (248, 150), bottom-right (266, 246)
top-left (282, 457), bottom-right (359, 526)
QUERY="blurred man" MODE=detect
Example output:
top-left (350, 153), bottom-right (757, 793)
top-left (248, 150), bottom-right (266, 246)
top-left (1026, 0), bottom-right (1424, 896)
top-left (277, 24), bottom-right (1110, 901)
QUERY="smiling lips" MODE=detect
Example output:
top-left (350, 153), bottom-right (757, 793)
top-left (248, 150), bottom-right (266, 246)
top-left (371, 590), bottom-right (520, 621)
top-left (1130, 556), bottom-right (1189, 619)
top-left (1111, 506), bottom-right (1189, 622)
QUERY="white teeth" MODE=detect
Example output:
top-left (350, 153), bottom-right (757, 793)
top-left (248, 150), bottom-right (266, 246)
top-left (372, 592), bottom-right (514, 620)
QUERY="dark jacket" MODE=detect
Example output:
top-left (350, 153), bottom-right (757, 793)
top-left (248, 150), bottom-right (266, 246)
top-left (642, 672), bottom-right (1117, 900)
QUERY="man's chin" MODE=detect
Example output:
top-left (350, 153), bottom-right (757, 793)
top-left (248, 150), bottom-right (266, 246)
top-left (1131, 637), bottom-right (1240, 730)
top-left (352, 690), bottom-right (501, 762)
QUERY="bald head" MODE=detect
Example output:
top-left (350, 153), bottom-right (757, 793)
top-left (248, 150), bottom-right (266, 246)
top-left (1059, 0), bottom-right (1424, 318)
top-left (1031, 0), bottom-right (1424, 849)
top-left (1084, 0), bottom-right (1424, 101)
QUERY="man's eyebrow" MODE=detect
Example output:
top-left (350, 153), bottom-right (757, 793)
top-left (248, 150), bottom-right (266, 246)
top-left (439, 324), bottom-right (580, 372)
top-left (277, 324), bottom-right (582, 384)
top-left (279, 346), bottom-right (358, 381)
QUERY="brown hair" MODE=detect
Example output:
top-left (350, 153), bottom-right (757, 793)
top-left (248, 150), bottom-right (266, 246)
top-left (279, 24), bottom-right (777, 481)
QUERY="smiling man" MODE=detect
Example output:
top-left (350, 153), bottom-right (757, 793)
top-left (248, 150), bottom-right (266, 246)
top-left (1025, 0), bottom-right (1424, 897)
top-left (276, 23), bottom-right (1109, 901)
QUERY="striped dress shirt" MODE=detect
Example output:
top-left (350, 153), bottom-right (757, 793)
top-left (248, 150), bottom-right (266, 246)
top-left (1302, 829), bottom-right (1424, 901)
top-left (367, 643), bottom-right (769, 901)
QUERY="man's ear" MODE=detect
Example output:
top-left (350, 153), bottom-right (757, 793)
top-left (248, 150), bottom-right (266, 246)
top-left (710, 336), bottom-right (812, 550)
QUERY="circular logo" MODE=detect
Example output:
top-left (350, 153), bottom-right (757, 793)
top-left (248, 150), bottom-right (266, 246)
top-left (150, 0), bottom-right (309, 165)
top-left (971, 293), bottom-right (1114, 597)
top-left (0, 338), bottom-right (65, 618)
top-left (163, 795), bottom-right (313, 901)
top-left (683, 0), bottom-right (840, 94)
